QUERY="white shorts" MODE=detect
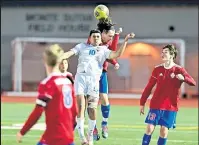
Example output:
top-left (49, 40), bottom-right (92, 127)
top-left (74, 74), bottom-right (100, 98)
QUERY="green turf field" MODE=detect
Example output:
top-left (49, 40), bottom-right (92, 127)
top-left (1, 103), bottom-right (198, 145)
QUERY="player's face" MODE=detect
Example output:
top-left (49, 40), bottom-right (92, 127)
top-left (161, 48), bottom-right (173, 61)
top-left (101, 30), bottom-right (115, 43)
top-left (90, 33), bottom-right (102, 46)
top-left (59, 59), bottom-right (68, 73)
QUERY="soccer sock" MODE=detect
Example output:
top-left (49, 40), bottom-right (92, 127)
top-left (101, 104), bottom-right (110, 126)
top-left (142, 134), bottom-right (152, 145)
top-left (88, 119), bottom-right (96, 139)
top-left (157, 137), bottom-right (167, 145)
top-left (76, 118), bottom-right (85, 138)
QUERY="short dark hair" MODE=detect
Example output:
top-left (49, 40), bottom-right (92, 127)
top-left (97, 17), bottom-right (115, 33)
top-left (163, 44), bottom-right (178, 60)
top-left (89, 29), bottom-right (101, 36)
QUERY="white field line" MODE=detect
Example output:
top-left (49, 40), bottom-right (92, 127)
top-left (2, 121), bottom-right (198, 126)
top-left (1, 123), bottom-right (199, 130)
top-left (1, 122), bottom-right (198, 127)
top-left (1, 134), bottom-right (198, 144)
top-left (1, 124), bottom-right (198, 134)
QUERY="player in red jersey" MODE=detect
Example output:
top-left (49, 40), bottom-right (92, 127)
top-left (87, 18), bottom-right (122, 140)
top-left (16, 44), bottom-right (78, 145)
top-left (140, 44), bottom-right (196, 145)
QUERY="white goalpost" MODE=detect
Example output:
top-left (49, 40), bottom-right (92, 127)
top-left (8, 37), bottom-right (186, 98)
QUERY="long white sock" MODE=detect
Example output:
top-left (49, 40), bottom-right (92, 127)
top-left (77, 118), bottom-right (85, 139)
top-left (88, 119), bottom-right (96, 141)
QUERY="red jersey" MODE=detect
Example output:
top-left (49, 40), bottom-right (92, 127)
top-left (87, 34), bottom-right (119, 71)
top-left (20, 72), bottom-right (78, 145)
top-left (140, 64), bottom-right (196, 111)
top-left (102, 34), bottom-right (119, 71)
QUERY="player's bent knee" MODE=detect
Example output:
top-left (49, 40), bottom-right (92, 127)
top-left (87, 95), bottom-right (99, 109)
top-left (76, 94), bottom-right (85, 99)
top-left (146, 124), bottom-right (155, 135)
top-left (87, 107), bottom-right (96, 120)
top-left (160, 126), bottom-right (169, 138)
top-left (87, 101), bottom-right (98, 109)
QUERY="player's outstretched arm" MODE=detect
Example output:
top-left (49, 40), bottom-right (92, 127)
top-left (59, 50), bottom-right (75, 61)
top-left (16, 105), bottom-right (44, 143)
top-left (58, 43), bottom-right (83, 61)
top-left (108, 33), bottom-right (135, 59)
top-left (16, 81), bottom-right (53, 143)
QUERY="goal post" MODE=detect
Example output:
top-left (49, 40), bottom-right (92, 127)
top-left (10, 37), bottom-right (186, 98)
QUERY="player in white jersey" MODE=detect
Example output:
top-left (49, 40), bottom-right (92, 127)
top-left (62, 29), bottom-right (135, 145)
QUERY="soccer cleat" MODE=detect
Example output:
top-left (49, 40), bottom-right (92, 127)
top-left (93, 127), bottom-right (100, 141)
top-left (101, 125), bottom-right (108, 138)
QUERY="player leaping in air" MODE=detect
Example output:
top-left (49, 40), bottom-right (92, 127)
top-left (62, 29), bottom-right (135, 145)
top-left (140, 44), bottom-right (196, 145)
top-left (16, 44), bottom-right (78, 145)
top-left (87, 18), bottom-right (122, 140)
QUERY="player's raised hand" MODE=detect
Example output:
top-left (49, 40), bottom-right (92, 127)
top-left (16, 132), bottom-right (23, 143)
top-left (116, 27), bottom-right (122, 34)
top-left (114, 63), bottom-right (120, 70)
top-left (176, 74), bottom-right (185, 81)
top-left (124, 33), bottom-right (135, 42)
top-left (140, 105), bottom-right (145, 115)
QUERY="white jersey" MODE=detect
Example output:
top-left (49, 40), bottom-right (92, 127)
top-left (71, 43), bottom-right (111, 76)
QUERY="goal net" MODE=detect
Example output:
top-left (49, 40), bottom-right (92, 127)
top-left (10, 37), bottom-right (186, 98)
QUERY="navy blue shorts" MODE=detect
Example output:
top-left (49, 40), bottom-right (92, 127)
top-left (99, 71), bottom-right (108, 94)
top-left (145, 109), bottom-right (177, 129)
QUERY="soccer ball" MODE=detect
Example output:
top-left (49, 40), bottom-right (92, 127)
top-left (94, 4), bottom-right (109, 20)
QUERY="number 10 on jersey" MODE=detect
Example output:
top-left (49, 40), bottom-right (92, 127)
top-left (89, 50), bottom-right (96, 55)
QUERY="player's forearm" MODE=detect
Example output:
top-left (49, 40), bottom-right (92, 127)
top-left (65, 51), bottom-right (75, 58)
top-left (140, 79), bottom-right (156, 105)
top-left (182, 69), bottom-right (196, 86)
top-left (140, 89), bottom-right (151, 106)
top-left (109, 41), bottom-right (128, 59)
top-left (60, 51), bottom-right (75, 60)
top-left (116, 40), bottom-right (128, 57)
top-left (20, 105), bottom-right (43, 135)
top-left (184, 75), bottom-right (196, 86)
top-left (110, 34), bottom-right (119, 51)
top-left (106, 59), bottom-right (117, 65)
